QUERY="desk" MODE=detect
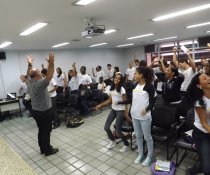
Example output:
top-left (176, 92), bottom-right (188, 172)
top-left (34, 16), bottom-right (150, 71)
top-left (0, 99), bottom-right (22, 120)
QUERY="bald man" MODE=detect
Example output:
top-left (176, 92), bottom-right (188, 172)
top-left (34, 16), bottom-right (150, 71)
top-left (27, 53), bottom-right (59, 156)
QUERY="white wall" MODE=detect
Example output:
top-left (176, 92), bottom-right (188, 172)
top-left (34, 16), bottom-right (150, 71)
top-left (0, 49), bottom-right (124, 96)
top-left (124, 45), bottom-right (145, 62)
top-left (0, 47), bottom-right (145, 97)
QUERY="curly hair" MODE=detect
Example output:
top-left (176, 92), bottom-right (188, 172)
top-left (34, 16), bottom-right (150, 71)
top-left (110, 73), bottom-right (124, 93)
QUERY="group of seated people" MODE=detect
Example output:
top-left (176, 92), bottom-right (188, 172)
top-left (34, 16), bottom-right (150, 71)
top-left (18, 44), bottom-right (210, 174)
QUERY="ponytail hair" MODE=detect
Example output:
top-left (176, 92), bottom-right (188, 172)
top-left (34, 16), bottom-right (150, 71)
top-left (136, 67), bottom-right (154, 84)
top-left (185, 73), bottom-right (206, 108)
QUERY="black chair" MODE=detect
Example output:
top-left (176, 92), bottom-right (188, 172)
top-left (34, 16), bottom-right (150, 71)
top-left (87, 89), bottom-right (102, 116)
top-left (114, 121), bottom-right (136, 150)
top-left (151, 105), bottom-right (179, 160)
top-left (56, 93), bottom-right (79, 124)
top-left (175, 108), bottom-right (196, 166)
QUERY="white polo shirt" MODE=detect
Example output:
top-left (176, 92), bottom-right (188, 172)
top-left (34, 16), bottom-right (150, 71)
top-left (107, 87), bottom-right (126, 111)
top-left (48, 78), bottom-right (57, 97)
top-left (194, 96), bottom-right (210, 133)
top-left (126, 67), bottom-right (136, 81)
top-left (131, 84), bottom-right (151, 120)
top-left (78, 73), bottom-right (92, 87)
top-left (180, 67), bottom-right (196, 91)
top-left (53, 73), bottom-right (65, 87)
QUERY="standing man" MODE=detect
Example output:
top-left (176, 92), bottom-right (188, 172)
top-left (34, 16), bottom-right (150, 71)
top-left (125, 61), bottom-right (136, 82)
top-left (27, 53), bottom-right (59, 156)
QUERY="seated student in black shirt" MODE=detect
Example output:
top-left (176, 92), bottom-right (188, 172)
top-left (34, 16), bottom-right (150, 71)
top-left (156, 57), bottom-right (184, 106)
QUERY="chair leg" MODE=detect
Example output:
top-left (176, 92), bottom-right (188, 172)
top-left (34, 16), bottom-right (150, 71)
top-left (176, 148), bottom-right (187, 167)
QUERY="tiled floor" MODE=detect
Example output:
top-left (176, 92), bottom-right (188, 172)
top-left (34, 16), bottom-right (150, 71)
top-left (0, 109), bottom-right (198, 175)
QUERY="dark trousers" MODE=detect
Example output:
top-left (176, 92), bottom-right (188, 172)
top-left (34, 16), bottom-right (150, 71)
top-left (51, 97), bottom-right (59, 124)
top-left (189, 127), bottom-right (210, 175)
top-left (32, 108), bottom-right (52, 153)
top-left (104, 109), bottom-right (129, 146)
top-left (23, 99), bottom-right (32, 114)
top-left (78, 96), bottom-right (90, 115)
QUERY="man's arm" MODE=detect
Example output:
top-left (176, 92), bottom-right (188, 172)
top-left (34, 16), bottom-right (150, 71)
top-left (160, 56), bottom-right (167, 74)
top-left (148, 59), bottom-right (159, 68)
top-left (186, 50), bottom-right (196, 73)
top-left (26, 56), bottom-right (33, 76)
top-left (46, 53), bottom-right (55, 82)
top-left (172, 47), bottom-right (179, 68)
top-left (92, 68), bottom-right (96, 77)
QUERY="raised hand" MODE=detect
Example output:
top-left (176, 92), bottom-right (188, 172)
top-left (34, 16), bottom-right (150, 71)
top-left (207, 43), bottom-right (210, 48)
top-left (47, 53), bottom-right (54, 64)
top-left (27, 56), bottom-right (33, 65)
top-left (173, 47), bottom-right (177, 52)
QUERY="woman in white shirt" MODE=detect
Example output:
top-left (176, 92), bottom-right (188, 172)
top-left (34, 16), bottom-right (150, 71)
top-left (131, 67), bottom-right (156, 166)
top-left (54, 67), bottom-right (67, 93)
top-left (68, 63), bottom-right (79, 94)
top-left (185, 73), bottom-right (210, 175)
top-left (96, 73), bottom-right (130, 152)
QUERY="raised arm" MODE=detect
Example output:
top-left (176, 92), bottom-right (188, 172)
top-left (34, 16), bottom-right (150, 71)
top-left (172, 47), bottom-right (179, 68)
top-left (207, 43), bottom-right (210, 48)
top-left (160, 56), bottom-right (167, 74)
top-left (148, 59), bottom-right (159, 68)
top-left (186, 50), bottom-right (196, 73)
top-left (26, 56), bottom-right (33, 76)
top-left (46, 53), bottom-right (55, 82)
top-left (72, 62), bottom-right (77, 77)
top-left (92, 68), bottom-right (96, 77)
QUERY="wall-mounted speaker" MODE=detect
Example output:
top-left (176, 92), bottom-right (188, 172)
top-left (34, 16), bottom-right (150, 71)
top-left (0, 52), bottom-right (6, 60)
top-left (144, 44), bottom-right (155, 53)
top-left (198, 36), bottom-right (210, 47)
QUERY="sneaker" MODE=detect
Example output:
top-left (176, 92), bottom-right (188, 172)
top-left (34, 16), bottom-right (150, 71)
top-left (106, 141), bottom-right (116, 149)
top-left (119, 145), bottom-right (129, 152)
top-left (142, 157), bottom-right (153, 166)
top-left (134, 155), bottom-right (144, 164)
top-left (45, 148), bottom-right (59, 156)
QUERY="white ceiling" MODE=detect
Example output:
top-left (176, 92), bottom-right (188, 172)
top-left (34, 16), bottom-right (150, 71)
top-left (0, 0), bottom-right (210, 50)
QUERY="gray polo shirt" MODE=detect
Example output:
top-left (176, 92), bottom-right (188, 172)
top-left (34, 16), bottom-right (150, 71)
top-left (28, 78), bottom-right (52, 111)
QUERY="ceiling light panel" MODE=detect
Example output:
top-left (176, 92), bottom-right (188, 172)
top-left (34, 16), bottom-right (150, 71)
top-left (127, 33), bottom-right (154, 40)
top-left (152, 4), bottom-right (210, 21)
top-left (20, 23), bottom-right (48, 36)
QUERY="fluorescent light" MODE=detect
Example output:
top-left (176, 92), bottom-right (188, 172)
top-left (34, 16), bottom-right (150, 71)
top-left (180, 40), bottom-right (198, 45)
top-left (75, 0), bottom-right (96, 5)
top-left (127, 33), bottom-right (154, 40)
top-left (153, 36), bottom-right (177, 42)
top-left (152, 4), bottom-right (210, 21)
top-left (206, 31), bottom-right (210, 33)
top-left (20, 23), bottom-right (48, 36)
top-left (116, 43), bottom-right (134, 47)
top-left (186, 22), bottom-right (210, 28)
top-left (52, 42), bottom-right (69, 48)
top-left (89, 43), bottom-right (107, 47)
top-left (104, 29), bottom-right (117, 35)
top-left (0, 42), bottom-right (12, 48)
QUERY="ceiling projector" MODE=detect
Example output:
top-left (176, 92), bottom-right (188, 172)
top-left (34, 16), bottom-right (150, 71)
top-left (82, 25), bottom-right (105, 38)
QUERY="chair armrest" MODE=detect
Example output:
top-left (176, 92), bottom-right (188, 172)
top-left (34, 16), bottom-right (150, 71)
top-left (170, 122), bottom-right (185, 138)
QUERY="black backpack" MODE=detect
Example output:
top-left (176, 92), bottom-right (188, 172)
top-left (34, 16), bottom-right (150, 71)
top-left (66, 116), bottom-right (84, 128)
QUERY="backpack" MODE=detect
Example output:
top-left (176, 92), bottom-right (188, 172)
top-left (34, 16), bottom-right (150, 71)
top-left (66, 116), bottom-right (84, 128)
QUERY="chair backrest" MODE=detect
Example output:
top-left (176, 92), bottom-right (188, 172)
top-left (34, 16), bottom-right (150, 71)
top-left (154, 94), bottom-right (164, 107)
top-left (91, 89), bottom-right (102, 100)
top-left (152, 105), bottom-right (177, 129)
top-left (185, 108), bottom-right (195, 131)
top-left (67, 94), bottom-right (78, 105)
